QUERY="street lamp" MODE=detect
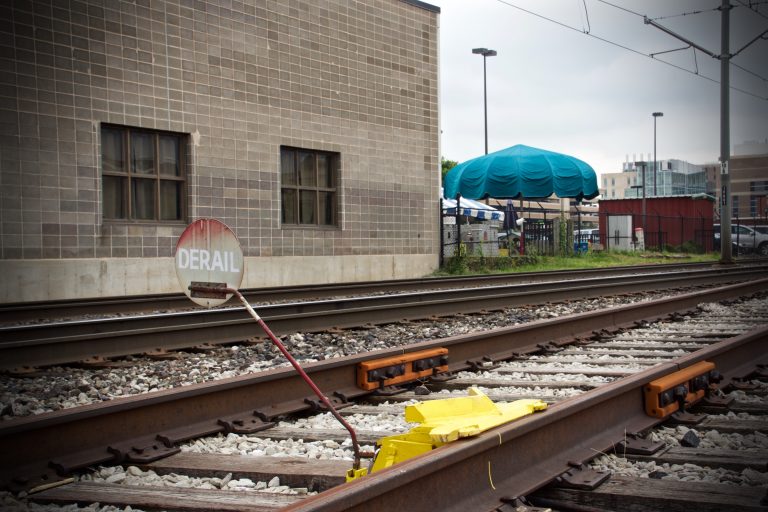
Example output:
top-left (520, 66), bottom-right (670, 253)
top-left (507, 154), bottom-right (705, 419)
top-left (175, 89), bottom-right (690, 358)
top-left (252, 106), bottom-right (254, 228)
top-left (472, 48), bottom-right (497, 155)
top-left (652, 112), bottom-right (663, 196)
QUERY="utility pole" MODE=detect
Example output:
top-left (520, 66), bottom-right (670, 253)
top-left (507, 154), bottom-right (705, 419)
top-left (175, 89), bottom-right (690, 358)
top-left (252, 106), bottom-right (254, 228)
top-left (719, 0), bottom-right (732, 263)
top-left (643, 0), bottom-right (758, 263)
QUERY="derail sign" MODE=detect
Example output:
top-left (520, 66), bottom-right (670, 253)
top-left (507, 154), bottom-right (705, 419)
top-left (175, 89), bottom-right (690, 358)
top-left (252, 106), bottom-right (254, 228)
top-left (175, 219), bottom-right (244, 307)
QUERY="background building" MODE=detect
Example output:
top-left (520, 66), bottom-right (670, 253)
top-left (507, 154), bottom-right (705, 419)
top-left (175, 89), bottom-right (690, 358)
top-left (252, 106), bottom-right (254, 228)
top-left (702, 141), bottom-right (768, 223)
top-left (0, 0), bottom-right (441, 302)
top-left (601, 156), bottom-right (706, 200)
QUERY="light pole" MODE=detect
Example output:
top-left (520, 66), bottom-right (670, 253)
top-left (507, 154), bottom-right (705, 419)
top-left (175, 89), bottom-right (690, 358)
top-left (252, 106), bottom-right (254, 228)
top-left (653, 112), bottom-right (663, 196)
top-left (472, 48), bottom-right (497, 155)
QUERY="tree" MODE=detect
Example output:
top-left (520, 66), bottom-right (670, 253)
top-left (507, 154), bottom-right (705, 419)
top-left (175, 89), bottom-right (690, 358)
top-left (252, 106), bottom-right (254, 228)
top-left (441, 157), bottom-right (458, 181)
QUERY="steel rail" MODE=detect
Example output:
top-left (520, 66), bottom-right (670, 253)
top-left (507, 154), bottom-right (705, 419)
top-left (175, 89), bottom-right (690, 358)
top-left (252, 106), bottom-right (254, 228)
top-left (1, 278), bottom-right (765, 493)
top-left (1, 266), bottom-right (765, 370)
top-left (0, 261), bottom-right (749, 323)
top-left (285, 325), bottom-right (768, 512)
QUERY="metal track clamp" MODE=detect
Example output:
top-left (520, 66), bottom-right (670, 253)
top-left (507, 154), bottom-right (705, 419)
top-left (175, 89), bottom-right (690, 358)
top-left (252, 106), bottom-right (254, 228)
top-left (643, 361), bottom-right (718, 419)
top-left (356, 348), bottom-right (449, 391)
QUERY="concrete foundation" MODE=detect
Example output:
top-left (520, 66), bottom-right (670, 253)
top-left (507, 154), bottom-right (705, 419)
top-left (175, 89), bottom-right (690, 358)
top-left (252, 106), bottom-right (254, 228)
top-left (0, 255), bottom-right (439, 303)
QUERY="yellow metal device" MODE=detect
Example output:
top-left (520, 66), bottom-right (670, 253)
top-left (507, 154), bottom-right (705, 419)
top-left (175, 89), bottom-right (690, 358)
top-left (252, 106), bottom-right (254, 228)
top-left (346, 388), bottom-right (547, 481)
top-left (644, 361), bottom-right (716, 418)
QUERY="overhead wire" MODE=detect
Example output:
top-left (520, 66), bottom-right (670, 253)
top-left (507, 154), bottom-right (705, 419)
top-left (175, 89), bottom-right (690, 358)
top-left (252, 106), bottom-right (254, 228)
top-left (493, 0), bottom-right (768, 101)
top-left (647, 7), bottom-right (721, 22)
top-left (734, 0), bottom-right (768, 20)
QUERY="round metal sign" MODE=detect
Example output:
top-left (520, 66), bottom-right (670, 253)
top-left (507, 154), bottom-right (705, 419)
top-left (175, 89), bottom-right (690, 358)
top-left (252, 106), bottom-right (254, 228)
top-left (174, 218), bottom-right (244, 307)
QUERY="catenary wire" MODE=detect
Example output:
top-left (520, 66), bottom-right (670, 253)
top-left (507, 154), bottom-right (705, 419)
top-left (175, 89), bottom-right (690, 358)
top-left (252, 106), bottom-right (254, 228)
top-left (493, 0), bottom-right (768, 101)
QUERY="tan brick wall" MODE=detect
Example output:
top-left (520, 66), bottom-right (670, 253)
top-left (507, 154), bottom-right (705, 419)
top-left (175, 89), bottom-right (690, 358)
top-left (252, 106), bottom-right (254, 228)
top-left (0, 0), bottom-right (439, 259)
top-left (0, 0), bottom-right (440, 270)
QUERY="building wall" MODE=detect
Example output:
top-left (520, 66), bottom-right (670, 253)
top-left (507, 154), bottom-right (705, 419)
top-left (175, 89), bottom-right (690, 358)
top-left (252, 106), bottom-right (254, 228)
top-left (700, 154), bottom-right (768, 222)
top-left (0, 0), bottom-right (441, 302)
top-left (600, 170), bottom-right (637, 199)
top-left (730, 154), bottom-right (768, 222)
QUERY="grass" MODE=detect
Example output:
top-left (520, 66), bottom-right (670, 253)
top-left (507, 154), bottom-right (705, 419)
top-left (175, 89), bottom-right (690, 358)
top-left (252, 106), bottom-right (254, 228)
top-left (513, 251), bottom-right (719, 272)
top-left (436, 250), bottom-right (721, 275)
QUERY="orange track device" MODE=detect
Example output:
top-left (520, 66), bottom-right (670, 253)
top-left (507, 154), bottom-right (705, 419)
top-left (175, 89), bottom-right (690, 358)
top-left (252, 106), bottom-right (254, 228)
top-left (644, 361), bottom-right (716, 418)
top-left (357, 348), bottom-right (449, 390)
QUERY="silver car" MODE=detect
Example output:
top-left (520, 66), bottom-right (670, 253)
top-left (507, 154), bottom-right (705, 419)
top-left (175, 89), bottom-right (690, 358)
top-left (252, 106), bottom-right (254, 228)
top-left (714, 224), bottom-right (768, 256)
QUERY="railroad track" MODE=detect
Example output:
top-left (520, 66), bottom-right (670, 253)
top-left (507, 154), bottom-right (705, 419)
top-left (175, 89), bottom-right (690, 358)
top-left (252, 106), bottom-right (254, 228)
top-left (2, 264), bottom-right (767, 371)
top-left (0, 261), bottom-right (745, 324)
top-left (2, 279), bottom-right (766, 511)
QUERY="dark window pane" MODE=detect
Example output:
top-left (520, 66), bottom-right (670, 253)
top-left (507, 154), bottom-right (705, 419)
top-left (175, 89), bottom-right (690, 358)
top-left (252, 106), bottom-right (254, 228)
top-left (132, 178), bottom-right (156, 219)
top-left (299, 190), bottom-right (316, 224)
top-left (281, 149), bottom-right (296, 185)
top-left (282, 189), bottom-right (297, 224)
top-left (299, 151), bottom-right (316, 186)
top-left (159, 136), bottom-right (179, 176)
top-left (160, 180), bottom-right (181, 220)
top-left (103, 175), bottom-right (126, 219)
top-left (319, 191), bottom-right (334, 225)
top-left (317, 153), bottom-right (332, 187)
top-left (132, 132), bottom-right (155, 174)
top-left (102, 128), bottom-right (124, 173)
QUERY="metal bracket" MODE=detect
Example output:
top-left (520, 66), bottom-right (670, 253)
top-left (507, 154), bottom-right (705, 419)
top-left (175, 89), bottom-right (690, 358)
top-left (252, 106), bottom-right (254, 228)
top-left (142, 348), bottom-right (180, 360)
top-left (614, 435), bottom-right (665, 456)
top-left (217, 415), bottom-right (275, 434)
top-left (304, 395), bottom-right (352, 411)
top-left (536, 342), bottom-right (563, 354)
top-left (554, 463), bottom-right (610, 490)
top-left (428, 372), bottom-right (456, 383)
top-left (371, 385), bottom-right (408, 397)
top-left (725, 380), bottom-right (758, 392)
top-left (699, 395), bottom-right (735, 408)
top-left (497, 496), bottom-right (550, 511)
top-left (669, 411), bottom-right (705, 425)
top-left (467, 356), bottom-right (498, 372)
top-left (108, 439), bottom-right (180, 464)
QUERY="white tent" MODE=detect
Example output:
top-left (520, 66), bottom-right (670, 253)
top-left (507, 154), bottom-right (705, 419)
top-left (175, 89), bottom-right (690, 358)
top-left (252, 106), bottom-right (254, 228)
top-left (442, 195), bottom-right (504, 221)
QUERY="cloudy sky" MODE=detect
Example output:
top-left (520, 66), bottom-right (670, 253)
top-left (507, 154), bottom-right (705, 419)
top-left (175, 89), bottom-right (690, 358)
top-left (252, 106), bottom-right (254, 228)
top-left (427, 0), bottom-right (768, 178)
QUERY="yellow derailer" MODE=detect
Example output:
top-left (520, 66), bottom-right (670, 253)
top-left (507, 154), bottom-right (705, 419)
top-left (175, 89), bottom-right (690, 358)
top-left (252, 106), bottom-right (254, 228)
top-left (347, 387), bottom-right (547, 481)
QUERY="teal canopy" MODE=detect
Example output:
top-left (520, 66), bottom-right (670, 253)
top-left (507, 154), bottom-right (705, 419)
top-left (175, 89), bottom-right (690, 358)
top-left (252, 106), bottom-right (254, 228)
top-left (443, 144), bottom-right (599, 201)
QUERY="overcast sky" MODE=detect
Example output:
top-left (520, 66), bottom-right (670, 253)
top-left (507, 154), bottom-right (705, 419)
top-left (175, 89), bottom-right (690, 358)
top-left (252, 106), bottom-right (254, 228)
top-left (428, 0), bottom-right (768, 178)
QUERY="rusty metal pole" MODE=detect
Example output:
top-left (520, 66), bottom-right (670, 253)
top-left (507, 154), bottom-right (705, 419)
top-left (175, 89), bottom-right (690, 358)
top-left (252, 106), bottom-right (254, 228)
top-left (190, 285), bottom-right (363, 470)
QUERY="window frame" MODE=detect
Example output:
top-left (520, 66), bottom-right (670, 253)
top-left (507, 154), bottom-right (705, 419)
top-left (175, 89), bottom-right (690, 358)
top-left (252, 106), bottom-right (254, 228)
top-left (279, 146), bottom-right (339, 228)
top-left (101, 124), bottom-right (187, 224)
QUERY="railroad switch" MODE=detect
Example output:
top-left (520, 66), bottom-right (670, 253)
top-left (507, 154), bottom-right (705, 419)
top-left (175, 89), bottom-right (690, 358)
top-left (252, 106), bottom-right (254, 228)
top-left (346, 387), bottom-right (547, 482)
top-left (356, 348), bottom-right (449, 390)
top-left (644, 361), bottom-right (719, 420)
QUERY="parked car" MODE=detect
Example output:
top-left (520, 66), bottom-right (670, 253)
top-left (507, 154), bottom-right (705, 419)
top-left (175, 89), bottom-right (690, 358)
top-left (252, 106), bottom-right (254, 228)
top-left (714, 224), bottom-right (768, 255)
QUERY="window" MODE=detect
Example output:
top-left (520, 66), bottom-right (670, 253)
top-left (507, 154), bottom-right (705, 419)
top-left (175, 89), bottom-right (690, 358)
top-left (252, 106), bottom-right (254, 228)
top-left (101, 125), bottom-right (186, 222)
top-left (280, 146), bottom-right (339, 227)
